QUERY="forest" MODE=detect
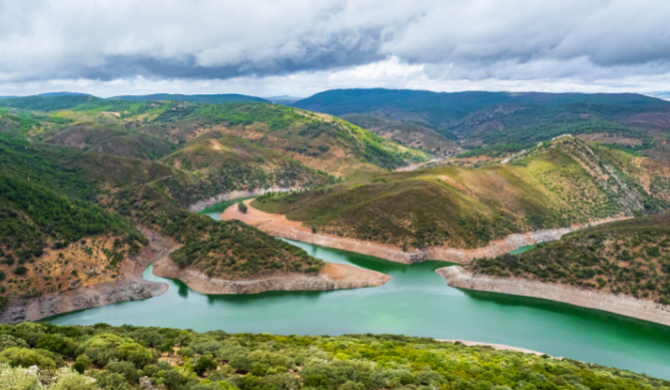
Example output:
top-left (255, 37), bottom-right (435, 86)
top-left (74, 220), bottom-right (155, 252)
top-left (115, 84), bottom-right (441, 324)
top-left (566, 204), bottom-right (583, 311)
top-left (0, 322), bottom-right (667, 390)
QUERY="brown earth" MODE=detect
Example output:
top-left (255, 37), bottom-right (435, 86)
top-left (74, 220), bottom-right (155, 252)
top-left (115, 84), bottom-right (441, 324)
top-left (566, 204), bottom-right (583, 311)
top-left (222, 200), bottom-right (629, 265)
top-left (437, 266), bottom-right (670, 327)
top-left (0, 226), bottom-right (177, 324)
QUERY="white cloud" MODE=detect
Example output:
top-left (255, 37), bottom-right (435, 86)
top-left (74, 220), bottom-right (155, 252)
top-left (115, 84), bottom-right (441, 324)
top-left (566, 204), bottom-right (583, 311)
top-left (1, 0), bottom-right (670, 96)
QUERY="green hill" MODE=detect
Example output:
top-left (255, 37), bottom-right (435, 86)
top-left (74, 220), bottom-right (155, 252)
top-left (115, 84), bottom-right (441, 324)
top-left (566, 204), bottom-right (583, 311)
top-left (0, 323), bottom-right (667, 390)
top-left (469, 213), bottom-right (670, 304)
top-left (340, 114), bottom-right (460, 157)
top-left (294, 89), bottom-right (670, 155)
top-left (253, 136), bottom-right (667, 249)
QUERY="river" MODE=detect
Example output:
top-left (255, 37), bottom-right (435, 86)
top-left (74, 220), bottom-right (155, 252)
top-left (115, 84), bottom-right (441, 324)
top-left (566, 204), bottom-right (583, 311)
top-left (44, 212), bottom-right (670, 379)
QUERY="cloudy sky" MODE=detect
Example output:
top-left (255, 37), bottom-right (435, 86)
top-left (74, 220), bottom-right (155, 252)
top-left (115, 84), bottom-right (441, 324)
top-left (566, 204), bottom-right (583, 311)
top-left (2, 0), bottom-right (670, 97)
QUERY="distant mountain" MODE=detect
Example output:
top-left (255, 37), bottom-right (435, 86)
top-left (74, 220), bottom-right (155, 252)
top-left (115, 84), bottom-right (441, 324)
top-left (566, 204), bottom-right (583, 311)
top-left (293, 88), bottom-right (670, 149)
top-left (36, 91), bottom-right (94, 97)
top-left (0, 96), bottom-right (16, 100)
top-left (109, 93), bottom-right (269, 104)
top-left (266, 95), bottom-right (304, 104)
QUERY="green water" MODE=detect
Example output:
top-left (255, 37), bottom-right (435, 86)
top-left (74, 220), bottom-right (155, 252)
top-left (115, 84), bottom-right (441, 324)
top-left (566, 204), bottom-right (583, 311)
top-left (44, 215), bottom-right (670, 379)
top-left (511, 245), bottom-right (537, 255)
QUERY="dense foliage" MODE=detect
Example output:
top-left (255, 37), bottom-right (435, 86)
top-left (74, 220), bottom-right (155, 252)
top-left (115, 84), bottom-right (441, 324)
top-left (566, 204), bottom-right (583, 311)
top-left (0, 322), bottom-right (667, 390)
top-left (469, 214), bottom-right (670, 303)
top-left (112, 184), bottom-right (323, 279)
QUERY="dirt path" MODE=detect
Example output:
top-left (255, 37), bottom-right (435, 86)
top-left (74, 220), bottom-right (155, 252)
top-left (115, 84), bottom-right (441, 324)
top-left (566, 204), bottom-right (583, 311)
top-left (221, 200), bottom-right (630, 265)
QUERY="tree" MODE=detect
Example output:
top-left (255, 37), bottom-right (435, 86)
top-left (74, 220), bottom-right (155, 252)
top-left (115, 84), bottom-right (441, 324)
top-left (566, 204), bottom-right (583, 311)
top-left (237, 202), bottom-right (248, 214)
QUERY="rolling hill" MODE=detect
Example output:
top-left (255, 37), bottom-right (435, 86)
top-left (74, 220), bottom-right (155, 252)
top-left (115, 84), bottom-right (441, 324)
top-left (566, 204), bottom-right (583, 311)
top-left (294, 89), bottom-right (670, 155)
top-left (253, 136), bottom-right (668, 249)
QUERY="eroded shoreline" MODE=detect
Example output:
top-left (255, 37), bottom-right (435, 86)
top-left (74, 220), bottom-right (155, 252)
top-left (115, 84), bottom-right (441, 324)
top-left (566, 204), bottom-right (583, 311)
top-left (437, 266), bottom-right (670, 327)
top-left (222, 200), bottom-right (629, 265)
top-left (0, 226), bottom-right (177, 324)
top-left (152, 258), bottom-right (391, 295)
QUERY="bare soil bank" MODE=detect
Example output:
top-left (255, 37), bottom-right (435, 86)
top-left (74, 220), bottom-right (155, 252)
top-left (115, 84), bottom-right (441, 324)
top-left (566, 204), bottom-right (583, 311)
top-left (152, 256), bottom-right (391, 295)
top-left (437, 267), bottom-right (670, 327)
top-left (222, 201), bottom-right (629, 265)
top-left (0, 226), bottom-right (177, 324)
top-left (437, 339), bottom-right (553, 357)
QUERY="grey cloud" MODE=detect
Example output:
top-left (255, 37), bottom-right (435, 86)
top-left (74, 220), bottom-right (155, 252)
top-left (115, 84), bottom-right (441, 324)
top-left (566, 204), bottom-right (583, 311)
top-left (1, 0), bottom-right (670, 85)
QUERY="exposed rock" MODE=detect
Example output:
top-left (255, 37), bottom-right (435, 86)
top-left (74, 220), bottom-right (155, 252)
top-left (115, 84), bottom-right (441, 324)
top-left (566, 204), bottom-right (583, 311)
top-left (0, 226), bottom-right (179, 324)
top-left (437, 266), bottom-right (670, 327)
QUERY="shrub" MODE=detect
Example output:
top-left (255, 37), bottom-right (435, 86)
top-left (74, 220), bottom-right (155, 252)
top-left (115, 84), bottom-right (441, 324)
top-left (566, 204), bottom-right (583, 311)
top-left (178, 347), bottom-right (195, 358)
top-left (237, 202), bottom-right (248, 214)
top-left (14, 266), bottom-right (28, 276)
top-left (0, 347), bottom-right (56, 369)
top-left (72, 354), bottom-right (91, 373)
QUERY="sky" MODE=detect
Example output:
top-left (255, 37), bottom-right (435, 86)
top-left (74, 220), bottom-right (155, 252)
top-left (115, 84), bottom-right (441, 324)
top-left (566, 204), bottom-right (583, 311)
top-left (2, 0), bottom-right (670, 98)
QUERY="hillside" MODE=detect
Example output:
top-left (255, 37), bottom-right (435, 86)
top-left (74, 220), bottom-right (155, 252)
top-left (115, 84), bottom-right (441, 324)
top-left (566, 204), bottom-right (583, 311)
top-left (467, 213), bottom-right (670, 304)
top-left (340, 113), bottom-right (460, 157)
top-left (157, 135), bottom-right (331, 207)
top-left (2, 324), bottom-right (666, 390)
top-left (294, 89), bottom-right (670, 155)
top-left (0, 134), bottom-right (331, 313)
top-left (252, 136), bottom-right (667, 250)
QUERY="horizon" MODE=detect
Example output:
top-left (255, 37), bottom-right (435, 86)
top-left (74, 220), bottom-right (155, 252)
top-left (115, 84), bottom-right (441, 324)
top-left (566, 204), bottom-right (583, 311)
top-left (2, 1), bottom-right (670, 97)
top-left (2, 88), bottom-right (670, 101)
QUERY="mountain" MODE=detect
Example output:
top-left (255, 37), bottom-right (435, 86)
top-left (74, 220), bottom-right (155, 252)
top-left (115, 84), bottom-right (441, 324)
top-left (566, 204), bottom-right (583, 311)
top-left (109, 93), bottom-right (269, 104)
top-left (294, 89), bottom-right (670, 154)
top-left (266, 95), bottom-right (304, 104)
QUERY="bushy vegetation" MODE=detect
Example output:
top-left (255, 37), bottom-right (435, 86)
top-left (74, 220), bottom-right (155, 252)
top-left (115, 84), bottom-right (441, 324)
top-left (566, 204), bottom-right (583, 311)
top-left (469, 214), bottom-right (670, 303)
top-left (0, 322), bottom-right (667, 390)
top-left (253, 138), bottom-right (648, 250)
top-left (111, 185), bottom-right (323, 279)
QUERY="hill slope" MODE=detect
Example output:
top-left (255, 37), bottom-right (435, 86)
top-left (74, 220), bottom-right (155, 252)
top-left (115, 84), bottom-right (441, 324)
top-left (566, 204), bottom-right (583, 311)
top-left (253, 136), bottom-right (666, 250)
top-left (467, 213), bottom-right (670, 305)
top-left (294, 89), bottom-right (670, 154)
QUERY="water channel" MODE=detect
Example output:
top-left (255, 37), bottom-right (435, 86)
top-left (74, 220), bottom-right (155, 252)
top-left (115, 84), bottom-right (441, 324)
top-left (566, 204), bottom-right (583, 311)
top-left (45, 212), bottom-right (670, 379)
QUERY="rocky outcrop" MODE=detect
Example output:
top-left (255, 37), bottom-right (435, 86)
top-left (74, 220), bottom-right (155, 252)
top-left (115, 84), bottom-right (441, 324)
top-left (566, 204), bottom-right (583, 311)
top-left (0, 226), bottom-right (179, 324)
top-left (437, 266), bottom-right (670, 327)
top-left (222, 200), bottom-right (629, 265)
top-left (152, 258), bottom-right (390, 295)
top-left (187, 186), bottom-right (303, 213)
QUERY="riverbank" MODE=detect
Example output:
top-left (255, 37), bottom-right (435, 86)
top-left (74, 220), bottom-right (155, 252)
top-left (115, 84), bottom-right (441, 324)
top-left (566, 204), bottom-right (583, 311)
top-left (0, 226), bottom-right (176, 324)
top-left (437, 266), bottom-right (670, 327)
top-left (152, 255), bottom-right (391, 295)
top-left (438, 339), bottom-right (553, 357)
top-left (222, 200), bottom-right (629, 265)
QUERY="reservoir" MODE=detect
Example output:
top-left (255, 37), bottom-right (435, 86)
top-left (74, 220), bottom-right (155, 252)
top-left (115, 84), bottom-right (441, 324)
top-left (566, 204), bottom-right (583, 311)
top-left (45, 212), bottom-right (670, 379)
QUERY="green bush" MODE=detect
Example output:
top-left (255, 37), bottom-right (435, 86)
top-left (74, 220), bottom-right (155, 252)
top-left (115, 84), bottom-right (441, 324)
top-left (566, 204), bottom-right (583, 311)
top-left (0, 347), bottom-right (56, 369)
